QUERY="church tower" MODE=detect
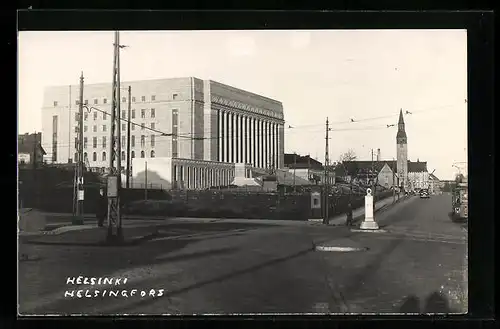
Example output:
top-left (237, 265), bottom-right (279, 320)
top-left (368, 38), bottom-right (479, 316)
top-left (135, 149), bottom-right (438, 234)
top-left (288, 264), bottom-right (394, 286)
top-left (396, 109), bottom-right (408, 190)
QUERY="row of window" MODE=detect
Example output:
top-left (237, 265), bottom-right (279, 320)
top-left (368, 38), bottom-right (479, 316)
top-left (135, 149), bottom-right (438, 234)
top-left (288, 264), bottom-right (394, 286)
top-left (76, 135), bottom-right (157, 149)
top-left (76, 150), bottom-right (155, 162)
top-left (54, 93), bottom-right (180, 107)
top-left (75, 108), bottom-right (158, 122)
top-left (75, 121), bottom-right (158, 134)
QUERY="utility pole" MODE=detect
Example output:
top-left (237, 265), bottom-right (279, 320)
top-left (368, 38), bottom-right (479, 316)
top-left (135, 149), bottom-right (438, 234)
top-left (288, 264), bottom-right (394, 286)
top-left (74, 72), bottom-right (85, 225)
top-left (393, 157), bottom-right (396, 202)
top-left (323, 117), bottom-right (330, 225)
top-left (293, 152), bottom-right (297, 192)
top-left (126, 85), bottom-right (131, 189)
top-left (106, 31), bottom-right (123, 243)
top-left (145, 161), bottom-right (148, 200)
top-left (32, 131), bottom-right (38, 208)
top-left (371, 149), bottom-right (375, 208)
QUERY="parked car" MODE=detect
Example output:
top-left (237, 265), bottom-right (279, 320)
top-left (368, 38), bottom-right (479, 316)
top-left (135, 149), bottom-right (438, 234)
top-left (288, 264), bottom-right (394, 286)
top-left (420, 188), bottom-right (430, 199)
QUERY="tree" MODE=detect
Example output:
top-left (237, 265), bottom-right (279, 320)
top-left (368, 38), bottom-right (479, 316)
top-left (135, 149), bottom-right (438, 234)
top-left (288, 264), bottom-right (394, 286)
top-left (339, 149), bottom-right (357, 163)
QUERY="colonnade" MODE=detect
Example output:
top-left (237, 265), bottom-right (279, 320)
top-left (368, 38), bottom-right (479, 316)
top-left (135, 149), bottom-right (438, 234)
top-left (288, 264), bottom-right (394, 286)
top-left (216, 109), bottom-right (281, 168)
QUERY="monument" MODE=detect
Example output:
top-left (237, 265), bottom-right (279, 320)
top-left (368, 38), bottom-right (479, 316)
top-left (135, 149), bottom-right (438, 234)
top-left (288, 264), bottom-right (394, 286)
top-left (359, 188), bottom-right (380, 230)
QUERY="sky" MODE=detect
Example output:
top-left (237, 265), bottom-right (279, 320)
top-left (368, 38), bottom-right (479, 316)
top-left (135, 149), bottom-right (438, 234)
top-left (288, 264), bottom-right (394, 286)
top-left (18, 30), bottom-right (467, 180)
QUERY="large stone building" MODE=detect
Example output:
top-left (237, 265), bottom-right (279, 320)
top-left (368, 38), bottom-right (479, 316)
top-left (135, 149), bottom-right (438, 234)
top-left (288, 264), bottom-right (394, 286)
top-left (41, 77), bottom-right (285, 188)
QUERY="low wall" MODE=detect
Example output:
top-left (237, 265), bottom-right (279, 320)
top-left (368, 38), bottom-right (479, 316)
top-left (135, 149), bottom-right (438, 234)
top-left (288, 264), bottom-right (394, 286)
top-left (127, 189), bottom-right (394, 221)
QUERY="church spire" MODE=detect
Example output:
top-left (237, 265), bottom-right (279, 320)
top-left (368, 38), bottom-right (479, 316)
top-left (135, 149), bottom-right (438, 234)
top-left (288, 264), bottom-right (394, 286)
top-left (396, 108), bottom-right (407, 143)
top-left (398, 109), bottom-right (405, 125)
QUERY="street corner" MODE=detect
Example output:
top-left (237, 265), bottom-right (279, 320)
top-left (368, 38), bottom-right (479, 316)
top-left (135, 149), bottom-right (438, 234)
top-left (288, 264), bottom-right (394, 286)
top-left (18, 225), bottom-right (161, 247)
top-left (313, 236), bottom-right (369, 252)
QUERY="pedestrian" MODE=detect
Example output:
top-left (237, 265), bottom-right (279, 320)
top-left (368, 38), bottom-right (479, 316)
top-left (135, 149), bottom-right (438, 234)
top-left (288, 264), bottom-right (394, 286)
top-left (346, 202), bottom-right (353, 226)
top-left (97, 188), bottom-right (107, 227)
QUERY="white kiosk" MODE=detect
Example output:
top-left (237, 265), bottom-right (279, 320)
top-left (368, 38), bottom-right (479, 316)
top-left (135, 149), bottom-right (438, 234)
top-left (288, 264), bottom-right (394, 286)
top-left (360, 188), bottom-right (380, 230)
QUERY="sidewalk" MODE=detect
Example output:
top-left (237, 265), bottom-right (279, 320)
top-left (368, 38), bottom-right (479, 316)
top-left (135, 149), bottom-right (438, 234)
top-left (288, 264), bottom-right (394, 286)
top-left (310, 194), bottom-right (407, 226)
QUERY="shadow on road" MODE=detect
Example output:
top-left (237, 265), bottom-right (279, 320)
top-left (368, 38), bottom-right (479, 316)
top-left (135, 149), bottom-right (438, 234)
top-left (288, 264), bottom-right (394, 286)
top-left (399, 291), bottom-right (455, 313)
top-left (153, 247), bottom-right (238, 264)
top-left (104, 246), bottom-right (315, 314)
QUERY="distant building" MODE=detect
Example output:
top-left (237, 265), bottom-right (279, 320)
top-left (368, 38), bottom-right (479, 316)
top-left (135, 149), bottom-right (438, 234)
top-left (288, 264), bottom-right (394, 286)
top-left (428, 173), bottom-right (441, 194)
top-left (41, 77), bottom-right (285, 189)
top-left (18, 133), bottom-right (46, 166)
top-left (283, 153), bottom-right (335, 185)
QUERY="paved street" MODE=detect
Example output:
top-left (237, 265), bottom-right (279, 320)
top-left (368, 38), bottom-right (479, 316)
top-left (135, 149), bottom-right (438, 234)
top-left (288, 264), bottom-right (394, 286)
top-left (18, 194), bottom-right (467, 315)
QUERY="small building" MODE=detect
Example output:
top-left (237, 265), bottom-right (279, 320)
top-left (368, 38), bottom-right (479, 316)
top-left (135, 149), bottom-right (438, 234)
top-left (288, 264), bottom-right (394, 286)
top-left (18, 133), bottom-right (46, 166)
top-left (283, 153), bottom-right (335, 185)
top-left (428, 173), bottom-right (441, 194)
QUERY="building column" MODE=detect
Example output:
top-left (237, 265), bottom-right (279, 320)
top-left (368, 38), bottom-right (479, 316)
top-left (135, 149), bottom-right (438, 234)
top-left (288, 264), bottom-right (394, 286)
top-left (260, 120), bottom-right (265, 168)
top-left (242, 116), bottom-right (247, 164)
top-left (218, 110), bottom-right (224, 162)
top-left (270, 122), bottom-right (275, 169)
top-left (258, 120), bottom-right (261, 168)
top-left (240, 115), bottom-right (245, 163)
top-left (226, 112), bottom-right (231, 163)
top-left (252, 117), bottom-right (256, 167)
top-left (234, 113), bottom-right (240, 163)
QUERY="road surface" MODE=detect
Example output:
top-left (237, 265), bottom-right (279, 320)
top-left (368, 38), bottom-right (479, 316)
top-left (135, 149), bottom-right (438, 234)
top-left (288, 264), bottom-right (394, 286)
top-left (18, 194), bottom-right (467, 315)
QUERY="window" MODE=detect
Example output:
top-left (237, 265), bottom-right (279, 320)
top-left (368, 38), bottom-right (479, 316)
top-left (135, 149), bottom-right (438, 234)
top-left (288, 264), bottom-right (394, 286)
top-left (151, 95), bottom-right (156, 101)
top-left (150, 123), bottom-right (155, 130)
top-left (103, 98), bottom-right (107, 104)
top-left (122, 110), bottom-right (126, 118)
top-left (93, 111), bottom-right (98, 120)
top-left (84, 99), bottom-right (88, 105)
top-left (76, 100), bottom-right (80, 105)
top-left (92, 152), bottom-right (97, 161)
top-left (151, 135), bottom-right (155, 147)
top-left (132, 96), bottom-right (136, 102)
top-left (75, 126), bottom-right (79, 133)
top-left (53, 101), bottom-right (58, 107)
top-left (141, 96), bottom-right (146, 102)
top-left (140, 151), bottom-right (145, 158)
top-left (141, 123), bottom-right (145, 130)
top-left (121, 151), bottom-right (125, 161)
top-left (122, 123), bottom-right (126, 131)
top-left (151, 108), bottom-right (155, 118)
top-left (122, 135), bottom-right (126, 146)
top-left (131, 136), bottom-right (135, 147)
top-left (131, 151), bottom-right (135, 158)
top-left (84, 137), bottom-right (88, 149)
top-left (173, 93), bottom-right (178, 100)
top-left (74, 152), bottom-right (78, 161)
top-left (84, 112), bottom-right (88, 120)
top-left (74, 138), bottom-right (78, 149)
top-left (102, 152), bottom-right (107, 162)
top-left (131, 123), bottom-right (135, 131)
top-left (150, 150), bottom-right (155, 158)
top-left (132, 109), bottom-right (136, 119)
top-left (102, 112), bottom-right (107, 120)
top-left (93, 137), bottom-right (97, 148)
top-left (93, 125), bottom-right (97, 132)
top-left (141, 135), bottom-right (145, 147)
top-left (84, 126), bottom-right (88, 132)
top-left (102, 125), bottom-right (107, 132)
top-left (75, 113), bottom-right (79, 121)
top-left (122, 97), bottom-right (127, 103)
top-left (141, 109), bottom-right (146, 118)
top-left (102, 137), bottom-right (107, 148)
top-left (94, 99), bottom-right (98, 105)
top-left (84, 152), bottom-right (88, 160)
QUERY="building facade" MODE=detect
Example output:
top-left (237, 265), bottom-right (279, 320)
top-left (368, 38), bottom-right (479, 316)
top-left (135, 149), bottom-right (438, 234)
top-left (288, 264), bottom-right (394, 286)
top-left (131, 157), bottom-right (254, 190)
top-left (41, 77), bottom-right (285, 183)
